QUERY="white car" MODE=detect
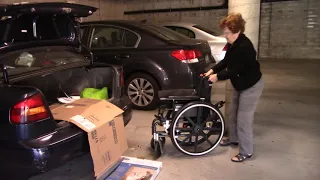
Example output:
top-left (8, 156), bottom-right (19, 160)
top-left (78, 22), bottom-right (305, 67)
top-left (160, 22), bottom-right (227, 63)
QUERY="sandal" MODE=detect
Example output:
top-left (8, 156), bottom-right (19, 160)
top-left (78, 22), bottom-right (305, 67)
top-left (231, 153), bottom-right (252, 162)
top-left (219, 139), bottom-right (238, 146)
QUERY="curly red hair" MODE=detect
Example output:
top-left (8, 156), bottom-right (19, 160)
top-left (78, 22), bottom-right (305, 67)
top-left (219, 13), bottom-right (246, 33)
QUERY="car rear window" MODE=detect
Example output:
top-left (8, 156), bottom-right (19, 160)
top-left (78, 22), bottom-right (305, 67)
top-left (193, 25), bottom-right (219, 36)
top-left (141, 24), bottom-right (189, 41)
top-left (0, 14), bottom-right (79, 45)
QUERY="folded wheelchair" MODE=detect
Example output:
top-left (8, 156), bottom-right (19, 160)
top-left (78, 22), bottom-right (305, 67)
top-left (151, 75), bottom-right (226, 158)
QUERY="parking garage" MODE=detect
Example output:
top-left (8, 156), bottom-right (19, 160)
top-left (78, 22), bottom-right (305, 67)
top-left (0, 0), bottom-right (319, 180)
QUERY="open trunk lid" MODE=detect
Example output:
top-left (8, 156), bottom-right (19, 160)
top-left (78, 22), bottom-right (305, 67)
top-left (0, 2), bottom-right (97, 17)
top-left (0, 2), bottom-right (98, 52)
top-left (0, 2), bottom-right (101, 143)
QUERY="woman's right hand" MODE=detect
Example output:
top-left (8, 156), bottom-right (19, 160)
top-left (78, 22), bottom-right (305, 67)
top-left (204, 69), bottom-right (214, 77)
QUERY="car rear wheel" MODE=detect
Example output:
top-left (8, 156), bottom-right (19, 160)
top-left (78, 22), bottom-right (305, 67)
top-left (125, 73), bottom-right (159, 110)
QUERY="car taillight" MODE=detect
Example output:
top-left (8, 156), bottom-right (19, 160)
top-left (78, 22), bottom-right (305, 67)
top-left (171, 49), bottom-right (202, 63)
top-left (10, 93), bottom-right (50, 124)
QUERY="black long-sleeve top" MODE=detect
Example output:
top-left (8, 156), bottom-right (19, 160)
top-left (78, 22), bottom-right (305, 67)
top-left (212, 33), bottom-right (262, 91)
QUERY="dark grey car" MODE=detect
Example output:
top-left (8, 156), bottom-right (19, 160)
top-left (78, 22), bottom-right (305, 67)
top-left (80, 20), bottom-right (214, 110)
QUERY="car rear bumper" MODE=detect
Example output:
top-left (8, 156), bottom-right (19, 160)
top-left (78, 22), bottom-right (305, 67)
top-left (162, 62), bottom-right (207, 90)
top-left (0, 122), bottom-right (88, 179)
top-left (120, 95), bottom-right (133, 126)
top-left (0, 97), bottom-right (133, 179)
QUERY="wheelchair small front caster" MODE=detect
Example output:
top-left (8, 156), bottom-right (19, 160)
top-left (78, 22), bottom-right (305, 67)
top-left (153, 141), bottom-right (162, 159)
top-left (150, 137), bottom-right (166, 150)
top-left (150, 137), bottom-right (165, 159)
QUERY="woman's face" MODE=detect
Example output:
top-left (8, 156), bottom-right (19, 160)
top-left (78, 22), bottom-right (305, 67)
top-left (223, 27), bottom-right (240, 44)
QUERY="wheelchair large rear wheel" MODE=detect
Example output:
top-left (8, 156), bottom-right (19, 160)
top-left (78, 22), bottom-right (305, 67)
top-left (169, 101), bottom-right (225, 156)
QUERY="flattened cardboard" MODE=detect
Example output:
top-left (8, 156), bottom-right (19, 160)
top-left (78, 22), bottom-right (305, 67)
top-left (49, 103), bottom-right (61, 110)
top-left (51, 98), bottom-right (124, 131)
top-left (90, 116), bottom-right (128, 179)
top-left (50, 99), bottom-right (127, 178)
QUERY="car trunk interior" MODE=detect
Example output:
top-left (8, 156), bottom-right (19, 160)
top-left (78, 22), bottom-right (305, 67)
top-left (12, 66), bottom-right (115, 106)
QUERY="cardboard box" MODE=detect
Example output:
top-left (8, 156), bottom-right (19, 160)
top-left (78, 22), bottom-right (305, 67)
top-left (50, 98), bottom-right (128, 179)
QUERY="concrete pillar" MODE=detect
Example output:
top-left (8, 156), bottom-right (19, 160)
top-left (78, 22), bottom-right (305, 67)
top-left (224, 0), bottom-right (261, 134)
top-left (228, 0), bottom-right (261, 52)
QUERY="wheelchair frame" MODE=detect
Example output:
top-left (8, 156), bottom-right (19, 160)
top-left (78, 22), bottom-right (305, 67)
top-left (150, 76), bottom-right (226, 158)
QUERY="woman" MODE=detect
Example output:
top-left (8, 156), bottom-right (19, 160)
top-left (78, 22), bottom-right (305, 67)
top-left (204, 13), bottom-right (264, 162)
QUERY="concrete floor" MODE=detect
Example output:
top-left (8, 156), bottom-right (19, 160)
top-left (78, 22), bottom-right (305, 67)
top-left (31, 59), bottom-right (320, 180)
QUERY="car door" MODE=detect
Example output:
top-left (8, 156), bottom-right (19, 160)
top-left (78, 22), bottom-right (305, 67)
top-left (87, 25), bottom-right (140, 67)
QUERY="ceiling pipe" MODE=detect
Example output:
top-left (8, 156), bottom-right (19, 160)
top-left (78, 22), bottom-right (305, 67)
top-left (124, 0), bottom-right (228, 15)
top-left (123, 0), bottom-right (298, 15)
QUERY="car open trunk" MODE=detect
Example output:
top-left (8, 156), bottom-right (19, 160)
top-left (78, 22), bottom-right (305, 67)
top-left (21, 65), bottom-right (117, 105)
top-left (0, 56), bottom-right (120, 142)
top-left (0, 63), bottom-right (124, 179)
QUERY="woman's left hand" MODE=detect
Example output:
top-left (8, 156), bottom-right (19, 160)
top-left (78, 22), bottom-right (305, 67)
top-left (208, 74), bottom-right (218, 82)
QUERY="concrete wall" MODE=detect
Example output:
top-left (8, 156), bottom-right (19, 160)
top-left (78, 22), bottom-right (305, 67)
top-left (124, 0), bottom-right (320, 60)
top-left (125, 0), bottom-right (227, 36)
top-left (259, 0), bottom-right (320, 59)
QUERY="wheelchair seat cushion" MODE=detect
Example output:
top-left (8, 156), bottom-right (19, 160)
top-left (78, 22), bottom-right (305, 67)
top-left (158, 89), bottom-right (197, 99)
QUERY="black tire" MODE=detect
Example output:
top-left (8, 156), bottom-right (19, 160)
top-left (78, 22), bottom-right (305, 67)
top-left (153, 142), bottom-right (162, 159)
top-left (169, 101), bottom-right (225, 156)
top-left (125, 73), bottom-right (160, 110)
top-left (150, 137), bottom-right (166, 150)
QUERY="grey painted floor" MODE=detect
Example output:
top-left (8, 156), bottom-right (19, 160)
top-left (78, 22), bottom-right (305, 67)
top-left (31, 59), bottom-right (320, 180)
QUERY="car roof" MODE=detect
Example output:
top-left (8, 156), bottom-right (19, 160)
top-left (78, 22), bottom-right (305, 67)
top-left (82, 20), bottom-right (145, 27)
top-left (0, 2), bottom-right (97, 17)
top-left (158, 22), bottom-right (198, 27)
top-left (81, 20), bottom-right (166, 31)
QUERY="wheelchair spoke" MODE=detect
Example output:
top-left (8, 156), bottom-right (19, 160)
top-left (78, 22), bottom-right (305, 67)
top-left (180, 133), bottom-right (193, 144)
top-left (200, 131), bottom-right (214, 146)
top-left (188, 136), bottom-right (192, 144)
top-left (201, 113), bottom-right (217, 127)
top-left (185, 117), bottom-right (196, 127)
top-left (196, 106), bottom-right (203, 124)
top-left (194, 133), bottom-right (199, 152)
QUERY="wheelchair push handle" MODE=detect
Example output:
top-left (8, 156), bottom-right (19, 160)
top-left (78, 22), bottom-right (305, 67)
top-left (200, 73), bottom-right (209, 79)
top-left (199, 73), bottom-right (211, 83)
top-left (199, 73), bottom-right (211, 85)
